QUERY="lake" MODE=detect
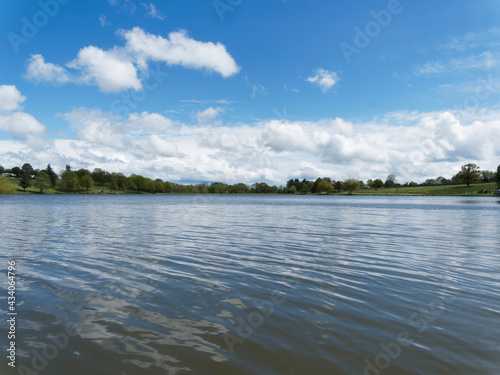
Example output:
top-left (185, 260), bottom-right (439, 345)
top-left (1, 195), bottom-right (499, 374)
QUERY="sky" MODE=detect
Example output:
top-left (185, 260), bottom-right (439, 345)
top-left (0, 0), bottom-right (499, 185)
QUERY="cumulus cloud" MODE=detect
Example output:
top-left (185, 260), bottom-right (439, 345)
top-left (195, 107), bottom-right (223, 124)
top-left (2, 106), bottom-right (500, 185)
top-left (127, 112), bottom-right (175, 132)
top-left (0, 85), bottom-right (26, 113)
top-left (68, 46), bottom-right (142, 93)
top-left (120, 27), bottom-right (240, 77)
top-left (0, 85), bottom-right (46, 134)
top-left (307, 68), bottom-right (340, 92)
top-left (24, 55), bottom-right (73, 85)
top-left (24, 27), bottom-right (239, 93)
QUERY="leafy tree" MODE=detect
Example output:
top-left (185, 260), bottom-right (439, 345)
top-left (128, 181), bottom-right (137, 193)
top-left (34, 171), bottom-right (51, 193)
top-left (60, 171), bottom-right (80, 192)
top-left (76, 168), bottom-right (91, 178)
top-left (19, 163), bottom-right (34, 191)
top-left (342, 179), bottom-right (359, 195)
top-left (109, 179), bottom-right (119, 193)
top-left (300, 184), bottom-right (310, 194)
top-left (228, 183), bottom-right (249, 194)
top-left (45, 164), bottom-right (58, 187)
top-left (384, 174), bottom-right (396, 188)
top-left (316, 180), bottom-right (334, 193)
top-left (496, 164), bottom-right (500, 188)
top-left (164, 181), bottom-right (174, 193)
top-left (334, 180), bottom-right (343, 192)
top-left (372, 179), bottom-right (384, 189)
top-left (480, 170), bottom-right (495, 183)
top-left (92, 168), bottom-right (110, 186)
top-left (81, 175), bottom-right (94, 193)
top-left (0, 176), bottom-right (15, 194)
top-left (10, 166), bottom-right (21, 178)
top-left (454, 163), bottom-right (481, 187)
top-left (312, 178), bottom-right (323, 193)
top-left (0, 165), bottom-right (4, 174)
top-left (153, 179), bottom-right (165, 194)
top-left (252, 182), bottom-right (272, 193)
top-left (208, 182), bottom-right (228, 194)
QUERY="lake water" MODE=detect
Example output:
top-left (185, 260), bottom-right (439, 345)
top-left (1, 195), bottom-right (499, 375)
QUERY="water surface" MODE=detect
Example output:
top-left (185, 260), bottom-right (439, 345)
top-left (1, 195), bottom-right (499, 374)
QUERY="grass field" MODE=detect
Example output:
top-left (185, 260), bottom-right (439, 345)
top-left (356, 182), bottom-right (499, 196)
top-left (4, 177), bottom-right (499, 196)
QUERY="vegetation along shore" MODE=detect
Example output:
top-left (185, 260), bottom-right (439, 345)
top-left (1, 162), bottom-right (499, 196)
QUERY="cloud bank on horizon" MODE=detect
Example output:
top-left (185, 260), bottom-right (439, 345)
top-left (1, 1), bottom-right (499, 184)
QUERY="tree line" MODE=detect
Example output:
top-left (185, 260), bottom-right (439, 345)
top-left (0, 162), bottom-right (499, 195)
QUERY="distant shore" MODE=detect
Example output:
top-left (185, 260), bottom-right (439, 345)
top-left (3, 179), bottom-right (498, 197)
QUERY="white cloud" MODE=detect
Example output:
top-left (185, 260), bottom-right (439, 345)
top-left (0, 85), bottom-right (46, 134)
top-left (69, 46), bottom-right (142, 93)
top-left (24, 55), bottom-right (73, 85)
top-left (141, 3), bottom-right (165, 20)
top-left (3, 106), bottom-right (500, 185)
top-left (0, 85), bottom-right (26, 113)
top-left (415, 52), bottom-right (499, 77)
top-left (120, 27), bottom-right (240, 77)
top-left (195, 107), bottom-right (223, 124)
top-left (99, 15), bottom-right (110, 27)
top-left (306, 68), bottom-right (340, 92)
top-left (127, 112), bottom-right (175, 132)
top-left (24, 27), bottom-right (239, 93)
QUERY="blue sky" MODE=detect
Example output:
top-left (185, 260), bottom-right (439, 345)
top-left (1, 0), bottom-right (499, 184)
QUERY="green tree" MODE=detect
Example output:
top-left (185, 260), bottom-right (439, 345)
top-left (372, 179), bottom-right (384, 189)
top-left (480, 170), bottom-right (495, 182)
top-left (81, 175), bottom-right (94, 193)
top-left (316, 180), bottom-right (334, 193)
top-left (109, 179), bottom-right (119, 193)
top-left (45, 164), bottom-right (58, 187)
top-left (384, 174), bottom-right (396, 188)
top-left (334, 181), bottom-right (343, 193)
top-left (496, 164), bottom-right (500, 188)
top-left (60, 171), bottom-right (80, 192)
top-left (92, 168), bottom-right (110, 186)
top-left (34, 171), bottom-right (51, 193)
top-left (19, 163), bottom-right (34, 191)
top-left (10, 166), bottom-right (21, 178)
top-left (164, 181), bottom-right (174, 193)
top-left (0, 165), bottom-right (4, 174)
top-left (153, 179), bottom-right (165, 194)
top-left (342, 179), bottom-right (359, 195)
top-left (0, 176), bottom-right (15, 194)
top-left (454, 163), bottom-right (481, 187)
